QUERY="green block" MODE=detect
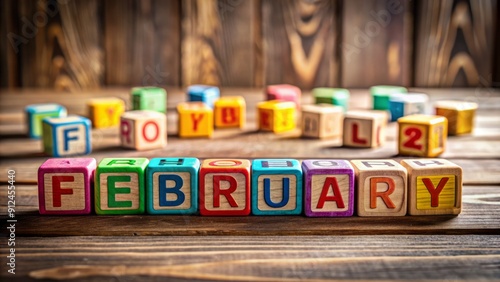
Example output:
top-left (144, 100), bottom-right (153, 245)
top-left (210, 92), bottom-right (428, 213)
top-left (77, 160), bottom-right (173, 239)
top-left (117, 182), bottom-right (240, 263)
top-left (131, 87), bottom-right (167, 113)
top-left (370, 85), bottom-right (407, 110)
top-left (312, 88), bottom-right (350, 112)
top-left (95, 158), bottom-right (149, 215)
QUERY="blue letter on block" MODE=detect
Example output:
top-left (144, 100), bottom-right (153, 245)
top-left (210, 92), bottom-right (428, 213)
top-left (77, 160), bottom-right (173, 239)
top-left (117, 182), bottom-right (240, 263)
top-left (263, 178), bottom-right (290, 208)
top-left (63, 127), bottom-right (79, 151)
top-left (159, 174), bottom-right (185, 207)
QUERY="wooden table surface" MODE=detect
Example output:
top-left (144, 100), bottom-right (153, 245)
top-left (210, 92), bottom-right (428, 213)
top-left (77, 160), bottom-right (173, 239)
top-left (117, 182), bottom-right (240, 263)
top-left (1, 88), bottom-right (499, 281)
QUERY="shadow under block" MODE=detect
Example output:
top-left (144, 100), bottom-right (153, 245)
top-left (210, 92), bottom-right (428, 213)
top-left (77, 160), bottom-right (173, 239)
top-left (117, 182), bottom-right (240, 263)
top-left (131, 87), bottom-right (167, 113)
top-left (301, 104), bottom-right (344, 139)
top-left (146, 158), bottom-right (200, 215)
top-left (351, 160), bottom-right (408, 217)
top-left (42, 116), bottom-right (92, 157)
top-left (266, 84), bottom-right (301, 108)
top-left (370, 85), bottom-right (408, 110)
top-left (397, 114), bottom-right (448, 157)
top-left (312, 88), bottom-right (350, 112)
top-left (120, 110), bottom-right (167, 151)
top-left (252, 159), bottom-right (303, 215)
top-left (434, 100), bottom-right (478, 135)
top-left (25, 103), bottom-right (67, 139)
top-left (257, 100), bottom-right (296, 133)
top-left (87, 97), bottom-right (125, 128)
top-left (177, 102), bottom-right (214, 138)
top-left (95, 158), bottom-right (149, 215)
top-left (389, 93), bottom-right (429, 122)
top-left (38, 158), bottom-right (96, 215)
top-left (214, 96), bottom-right (246, 128)
top-left (401, 159), bottom-right (462, 215)
top-left (302, 160), bottom-right (354, 217)
top-left (187, 85), bottom-right (220, 108)
top-left (199, 159), bottom-right (251, 216)
top-left (343, 110), bottom-right (388, 148)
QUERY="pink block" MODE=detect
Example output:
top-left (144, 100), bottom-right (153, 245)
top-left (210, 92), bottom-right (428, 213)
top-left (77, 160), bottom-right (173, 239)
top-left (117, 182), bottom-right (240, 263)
top-left (38, 158), bottom-right (96, 215)
top-left (266, 84), bottom-right (301, 108)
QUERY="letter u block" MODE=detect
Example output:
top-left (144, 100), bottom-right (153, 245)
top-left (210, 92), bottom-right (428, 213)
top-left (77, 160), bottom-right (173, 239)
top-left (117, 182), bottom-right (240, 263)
top-left (42, 116), bottom-right (92, 157)
top-left (214, 96), bottom-right (246, 128)
top-left (187, 85), bottom-right (220, 108)
top-left (397, 114), bottom-right (447, 157)
top-left (177, 102), bottom-right (214, 138)
top-left (199, 159), bottom-right (251, 216)
top-left (301, 104), bottom-right (343, 139)
top-left (370, 85), bottom-right (407, 110)
top-left (95, 158), bottom-right (149, 215)
top-left (343, 110), bottom-right (387, 148)
top-left (146, 158), bottom-right (200, 215)
top-left (38, 158), bottom-right (96, 215)
top-left (87, 97), bottom-right (125, 128)
top-left (351, 160), bottom-right (407, 216)
top-left (312, 87), bottom-right (350, 112)
top-left (266, 84), bottom-right (301, 108)
top-left (257, 100), bottom-right (296, 133)
top-left (434, 100), bottom-right (478, 135)
top-left (389, 93), bottom-right (428, 122)
top-left (131, 87), bottom-right (167, 113)
top-left (401, 159), bottom-right (462, 215)
top-left (25, 103), bottom-right (67, 139)
top-left (251, 159), bottom-right (302, 215)
top-left (120, 110), bottom-right (167, 150)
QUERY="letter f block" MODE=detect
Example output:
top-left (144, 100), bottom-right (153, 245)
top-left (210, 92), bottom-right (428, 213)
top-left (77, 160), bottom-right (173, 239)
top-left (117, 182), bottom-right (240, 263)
top-left (42, 116), bottom-right (92, 157)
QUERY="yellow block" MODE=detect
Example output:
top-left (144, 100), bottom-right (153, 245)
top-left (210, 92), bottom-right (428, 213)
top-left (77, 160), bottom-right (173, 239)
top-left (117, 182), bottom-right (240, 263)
top-left (257, 100), bottom-right (296, 133)
top-left (416, 175), bottom-right (456, 210)
top-left (214, 96), bottom-right (246, 128)
top-left (397, 114), bottom-right (447, 157)
top-left (177, 102), bottom-right (213, 138)
top-left (435, 101), bottom-right (477, 135)
top-left (87, 98), bottom-right (125, 128)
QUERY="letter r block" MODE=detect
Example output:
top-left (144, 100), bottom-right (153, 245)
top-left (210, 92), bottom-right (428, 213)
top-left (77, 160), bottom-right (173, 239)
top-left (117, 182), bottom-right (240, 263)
top-left (351, 160), bottom-right (407, 216)
top-left (199, 159), bottom-right (251, 216)
top-left (343, 110), bottom-right (387, 148)
top-left (42, 116), bottom-right (92, 157)
top-left (177, 102), bottom-right (214, 138)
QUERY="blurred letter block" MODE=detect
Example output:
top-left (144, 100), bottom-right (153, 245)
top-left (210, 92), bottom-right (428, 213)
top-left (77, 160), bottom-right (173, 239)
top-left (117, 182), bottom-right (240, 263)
top-left (25, 103), bottom-right (67, 139)
top-left (434, 100), bottom-right (478, 135)
top-left (313, 88), bottom-right (350, 112)
top-left (177, 102), bottom-right (213, 138)
top-left (257, 100), bottom-right (296, 133)
top-left (187, 85), bottom-right (220, 108)
top-left (120, 110), bottom-right (167, 151)
top-left (301, 104), bottom-right (343, 139)
top-left (370, 85), bottom-right (407, 111)
top-left (88, 97), bottom-right (125, 128)
top-left (266, 84), bottom-right (301, 108)
top-left (214, 96), bottom-right (246, 129)
top-left (131, 87), bottom-right (167, 113)
top-left (343, 110), bottom-right (387, 148)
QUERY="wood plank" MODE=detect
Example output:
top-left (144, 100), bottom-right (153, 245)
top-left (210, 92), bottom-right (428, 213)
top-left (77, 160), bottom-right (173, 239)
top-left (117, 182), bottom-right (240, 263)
top-left (0, 0), bottom-right (19, 88)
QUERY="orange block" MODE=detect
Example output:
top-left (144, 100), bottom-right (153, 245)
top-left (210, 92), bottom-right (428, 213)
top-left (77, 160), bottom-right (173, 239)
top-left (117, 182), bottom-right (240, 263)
top-left (434, 100), bottom-right (478, 135)
top-left (214, 96), bottom-right (246, 128)
top-left (177, 102), bottom-right (213, 138)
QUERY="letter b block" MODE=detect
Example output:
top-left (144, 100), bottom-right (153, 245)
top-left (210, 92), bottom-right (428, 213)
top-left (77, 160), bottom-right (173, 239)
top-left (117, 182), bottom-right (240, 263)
top-left (177, 102), bottom-right (214, 138)
top-left (343, 110), bottom-right (387, 148)
top-left (120, 110), bottom-right (167, 151)
top-left (214, 96), bottom-right (246, 128)
top-left (398, 114), bottom-right (447, 157)
top-left (42, 116), bottom-right (92, 157)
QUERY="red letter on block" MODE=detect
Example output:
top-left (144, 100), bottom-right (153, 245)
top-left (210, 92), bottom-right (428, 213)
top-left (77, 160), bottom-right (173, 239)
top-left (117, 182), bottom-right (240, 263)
top-left (370, 177), bottom-right (396, 209)
top-left (352, 123), bottom-right (367, 145)
top-left (52, 175), bottom-right (74, 207)
top-left (422, 177), bottom-right (449, 207)
top-left (213, 175), bottom-right (238, 208)
top-left (317, 177), bottom-right (345, 209)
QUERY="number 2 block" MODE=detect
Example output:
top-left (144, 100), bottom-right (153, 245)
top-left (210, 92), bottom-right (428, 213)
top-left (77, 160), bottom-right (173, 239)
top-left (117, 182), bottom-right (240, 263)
top-left (177, 102), bottom-right (214, 138)
top-left (398, 114), bottom-right (447, 157)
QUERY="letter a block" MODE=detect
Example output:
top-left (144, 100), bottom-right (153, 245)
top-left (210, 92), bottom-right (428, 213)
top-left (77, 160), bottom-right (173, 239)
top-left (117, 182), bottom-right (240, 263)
top-left (25, 103), bottom-right (67, 139)
top-left (38, 158), bottom-right (96, 215)
top-left (42, 116), bottom-right (92, 157)
top-left (131, 87), bottom-right (167, 113)
top-left (187, 85), bottom-right (220, 108)
top-left (214, 96), bottom-right (246, 128)
top-left (87, 97), bottom-right (125, 128)
top-left (397, 114), bottom-right (447, 157)
top-left (257, 100), bottom-right (296, 133)
top-left (351, 160), bottom-right (407, 216)
top-left (199, 159), bottom-right (251, 216)
top-left (302, 160), bottom-right (354, 217)
top-left (95, 158), bottom-right (149, 215)
top-left (120, 110), bottom-right (167, 151)
top-left (301, 104), bottom-right (343, 139)
top-left (313, 88), bottom-right (350, 112)
top-left (252, 159), bottom-right (302, 215)
top-left (434, 100), bottom-right (478, 135)
top-left (146, 158), bottom-right (200, 215)
top-left (343, 110), bottom-right (387, 148)
top-left (177, 102), bottom-right (214, 138)
top-left (401, 159), bottom-right (462, 215)
top-left (266, 84), bottom-right (301, 108)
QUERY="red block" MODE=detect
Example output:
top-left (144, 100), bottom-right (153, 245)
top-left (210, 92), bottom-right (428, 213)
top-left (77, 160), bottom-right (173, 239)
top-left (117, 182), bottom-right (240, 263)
top-left (266, 84), bottom-right (301, 108)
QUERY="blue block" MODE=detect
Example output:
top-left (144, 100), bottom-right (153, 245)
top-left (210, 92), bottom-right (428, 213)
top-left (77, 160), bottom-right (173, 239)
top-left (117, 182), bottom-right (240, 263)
top-left (389, 100), bottom-right (405, 122)
top-left (146, 157), bottom-right (200, 214)
top-left (25, 103), bottom-right (67, 139)
top-left (251, 159), bottom-right (303, 215)
top-left (187, 85), bottom-right (220, 108)
top-left (390, 93), bottom-right (429, 122)
top-left (42, 116), bottom-right (92, 157)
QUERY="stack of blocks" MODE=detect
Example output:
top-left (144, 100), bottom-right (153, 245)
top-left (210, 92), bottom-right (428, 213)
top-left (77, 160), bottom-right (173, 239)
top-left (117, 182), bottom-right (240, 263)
top-left (266, 84), bottom-right (301, 108)
top-left (120, 110), bottom-right (167, 150)
top-left (87, 97), bottom-right (125, 128)
top-left (177, 102), bottom-right (213, 138)
top-left (343, 110), bottom-right (388, 148)
top-left (25, 103), bottom-right (67, 139)
top-left (131, 87), bottom-right (167, 113)
top-left (214, 96), bottom-right (246, 128)
top-left (434, 100), bottom-right (478, 135)
top-left (389, 93), bottom-right (428, 122)
top-left (301, 104), bottom-right (343, 139)
top-left (42, 116), bottom-right (92, 157)
top-left (397, 114), bottom-right (447, 157)
top-left (257, 100), bottom-right (296, 133)
top-left (187, 85), bottom-right (220, 108)
top-left (312, 88), bottom-right (350, 112)
top-left (370, 85), bottom-right (407, 111)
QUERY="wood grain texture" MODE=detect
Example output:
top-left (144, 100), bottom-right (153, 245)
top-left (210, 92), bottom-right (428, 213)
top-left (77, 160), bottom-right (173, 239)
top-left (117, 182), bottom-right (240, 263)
top-left (0, 0), bottom-right (19, 88)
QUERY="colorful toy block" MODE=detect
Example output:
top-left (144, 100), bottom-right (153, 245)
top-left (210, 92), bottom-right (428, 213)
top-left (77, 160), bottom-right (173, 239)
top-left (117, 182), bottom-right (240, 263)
top-left (389, 93), bottom-right (428, 122)
top-left (131, 87), bottom-right (167, 113)
top-left (397, 114), bottom-right (447, 157)
top-left (214, 96), bottom-right (246, 128)
top-left (25, 103), bottom-right (67, 139)
top-left (120, 110), bottom-right (167, 151)
top-left (199, 159), bottom-right (251, 216)
top-left (146, 158), bottom-right (200, 214)
top-left (95, 158), bottom-right (149, 215)
top-left (266, 84), bottom-right (301, 108)
top-left (187, 85), bottom-right (220, 108)
top-left (42, 116), bottom-right (92, 157)
top-left (351, 160), bottom-right (407, 216)
top-left (302, 160), bottom-right (354, 217)
top-left (257, 100), bottom-right (296, 133)
top-left (87, 97), bottom-right (125, 128)
top-left (312, 88), bottom-right (350, 112)
top-left (401, 159), bottom-right (462, 215)
top-left (251, 159), bottom-right (302, 215)
top-left (38, 158), bottom-right (96, 215)
top-left (434, 100), bottom-right (478, 135)
top-left (177, 102), bottom-right (213, 138)
top-left (343, 110), bottom-right (388, 148)
top-left (370, 85), bottom-right (407, 110)
top-left (301, 104), bottom-right (344, 139)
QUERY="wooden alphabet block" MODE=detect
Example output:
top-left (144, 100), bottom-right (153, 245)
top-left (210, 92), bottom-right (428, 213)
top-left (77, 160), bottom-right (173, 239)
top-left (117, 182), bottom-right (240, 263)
top-left (266, 84), bottom-right (301, 108)
top-left (397, 114), bottom-right (447, 157)
top-left (343, 110), bottom-right (388, 148)
top-left (177, 102), bottom-right (214, 138)
top-left (25, 103), bottom-right (67, 139)
top-left (120, 110), bottom-right (167, 150)
top-left (302, 160), bottom-right (354, 217)
top-left (312, 87), bottom-right (350, 112)
top-left (401, 159), bottom-right (462, 215)
top-left (214, 96), bottom-right (246, 128)
top-left (389, 93), bottom-right (429, 122)
top-left (257, 100), bottom-right (296, 133)
top-left (146, 157), bottom-right (200, 215)
top-left (434, 100), bottom-right (478, 135)
top-left (95, 158), bottom-right (149, 215)
top-left (199, 159), bottom-right (251, 216)
top-left (251, 159), bottom-right (302, 215)
top-left (187, 85), bottom-right (220, 108)
top-left (351, 160), bottom-right (407, 216)
top-left (38, 158), bottom-right (96, 215)
top-left (370, 85), bottom-right (407, 110)
top-left (131, 87), bottom-right (167, 113)
top-left (301, 104), bottom-right (343, 139)
top-left (42, 116), bottom-right (92, 157)
top-left (87, 97), bottom-right (125, 128)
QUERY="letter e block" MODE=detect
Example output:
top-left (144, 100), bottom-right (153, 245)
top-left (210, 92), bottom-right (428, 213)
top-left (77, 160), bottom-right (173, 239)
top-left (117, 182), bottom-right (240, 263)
top-left (25, 103), bottom-right (67, 139)
top-left (177, 102), bottom-right (214, 138)
top-left (214, 96), bottom-right (246, 128)
top-left (87, 97), bottom-right (125, 128)
top-left (343, 110), bottom-right (387, 148)
top-left (301, 104), bottom-right (343, 139)
top-left (131, 87), bottom-right (167, 113)
top-left (187, 85), bottom-right (220, 108)
top-left (42, 116), bottom-right (92, 157)
top-left (266, 84), bottom-right (301, 108)
top-left (434, 100), bottom-right (478, 135)
top-left (120, 110), bottom-right (167, 150)
top-left (398, 114), bottom-right (447, 157)
top-left (257, 100), bottom-right (296, 133)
